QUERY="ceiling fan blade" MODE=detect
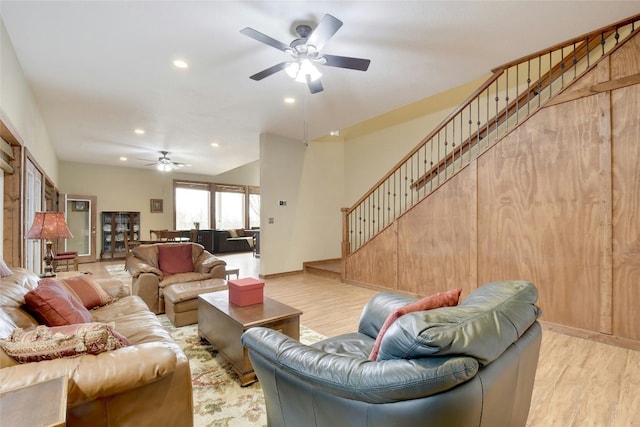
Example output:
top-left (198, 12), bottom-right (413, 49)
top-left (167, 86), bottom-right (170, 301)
top-left (307, 14), bottom-right (343, 51)
top-left (322, 54), bottom-right (371, 71)
top-left (249, 62), bottom-right (289, 81)
top-left (240, 27), bottom-right (290, 52)
top-left (307, 76), bottom-right (324, 94)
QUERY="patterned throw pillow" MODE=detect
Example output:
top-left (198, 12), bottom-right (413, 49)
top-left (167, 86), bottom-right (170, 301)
top-left (0, 323), bottom-right (130, 364)
top-left (24, 280), bottom-right (93, 326)
top-left (56, 275), bottom-right (113, 309)
top-left (369, 288), bottom-right (462, 361)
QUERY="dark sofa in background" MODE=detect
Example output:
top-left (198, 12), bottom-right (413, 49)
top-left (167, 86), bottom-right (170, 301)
top-left (213, 229), bottom-right (256, 253)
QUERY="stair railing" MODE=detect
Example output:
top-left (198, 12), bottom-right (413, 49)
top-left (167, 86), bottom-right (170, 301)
top-left (343, 14), bottom-right (639, 256)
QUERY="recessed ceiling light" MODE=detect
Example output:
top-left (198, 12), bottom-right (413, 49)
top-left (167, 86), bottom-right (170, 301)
top-left (120, 156), bottom-right (127, 161)
top-left (284, 97), bottom-right (295, 104)
top-left (330, 130), bottom-right (340, 136)
top-left (173, 59), bottom-right (189, 69)
top-left (210, 142), bottom-right (219, 148)
top-left (134, 129), bottom-right (145, 135)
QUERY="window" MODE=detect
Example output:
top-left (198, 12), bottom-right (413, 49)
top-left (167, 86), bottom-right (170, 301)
top-left (174, 180), bottom-right (260, 230)
top-left (215, 185), bottom-right (245, 230)
top-left (175, 183), bottom-right (210, 230)
top-left (249, 187), bottom-right (260, 229)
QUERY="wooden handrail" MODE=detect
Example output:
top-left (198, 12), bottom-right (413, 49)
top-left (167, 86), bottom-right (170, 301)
top-left (411, 31), bottom-right (613, 191)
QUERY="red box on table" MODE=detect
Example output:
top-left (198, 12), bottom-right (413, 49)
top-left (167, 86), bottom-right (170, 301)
top-left (228, 278), bottom-right (264, 306)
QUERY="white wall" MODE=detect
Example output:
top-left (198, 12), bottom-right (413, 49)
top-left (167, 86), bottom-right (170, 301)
top-left (260, 133), bottom-right (344, 275)
top-left (0, 19), bottom-right (57, 182)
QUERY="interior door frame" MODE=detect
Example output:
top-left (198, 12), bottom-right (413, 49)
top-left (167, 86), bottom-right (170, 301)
top-left (64, 194), bottom-right (97, 263)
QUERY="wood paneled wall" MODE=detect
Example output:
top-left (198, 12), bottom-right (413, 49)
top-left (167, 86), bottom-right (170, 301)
top-left (345, 31), bottom-right (640, 348)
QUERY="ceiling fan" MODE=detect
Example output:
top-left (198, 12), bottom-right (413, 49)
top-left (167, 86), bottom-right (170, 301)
top-left (139, 151), bottom-right (191, 172)
top-left (240, 14), bottom-right (371, 94)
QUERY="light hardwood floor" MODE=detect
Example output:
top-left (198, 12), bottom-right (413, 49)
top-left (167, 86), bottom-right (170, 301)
top-left (83, 255), bottom-right (639, 427)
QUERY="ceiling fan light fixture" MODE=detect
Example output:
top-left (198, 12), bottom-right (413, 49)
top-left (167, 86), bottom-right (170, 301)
top-left (157, 163), bottom-right (173, 172)
top-left (287, 59), bottom-right (322, 83)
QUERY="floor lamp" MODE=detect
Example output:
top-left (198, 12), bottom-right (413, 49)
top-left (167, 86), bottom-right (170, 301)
top-left (26, 211), bottom-right (74, 277)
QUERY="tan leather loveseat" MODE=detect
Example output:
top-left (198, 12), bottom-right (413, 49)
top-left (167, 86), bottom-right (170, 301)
top-left (126, 242), bottom-right (226, 315)
top-left (0, 267), bottom-right (193, 427)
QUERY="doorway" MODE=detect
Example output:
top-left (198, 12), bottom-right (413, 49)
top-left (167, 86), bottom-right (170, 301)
top-left (64, 194), bottom-right (97, 263)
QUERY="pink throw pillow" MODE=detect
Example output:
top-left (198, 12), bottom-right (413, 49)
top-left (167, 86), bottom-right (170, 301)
top-left (369, 288), bottom-right (462, 361)
top-left (24, 279), bottom-right (93, 326)
top-left (57, 275), bottom-right (113, 309)
top-left (157, 244), bottom-right (194, 276)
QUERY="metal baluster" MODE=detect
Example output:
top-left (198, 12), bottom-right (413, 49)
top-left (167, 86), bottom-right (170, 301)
top-left (495, 77), bottom-right (499, 141)
top-left (430, 137), bottom-right (434, 193)
top-left (451, 117), bottom-right (456, 174)
top-left (515, 64), bottom-right (519, 126)
top-left (549, 52), bottom-right (553, 98)
top-left (573, 42), bottom-right (577, 80)
top-left (505, 68), bottom-right (510, 134)
top-left (468, 104), bottom-right (473, 163)
top-left (538, 55), bottom-right (542, 109)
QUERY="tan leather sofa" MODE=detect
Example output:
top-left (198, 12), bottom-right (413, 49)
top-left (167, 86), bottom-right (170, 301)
top-left (125, 242), bottom-right (226, 315)
top-left (0, 267), bottom-right (193, 427)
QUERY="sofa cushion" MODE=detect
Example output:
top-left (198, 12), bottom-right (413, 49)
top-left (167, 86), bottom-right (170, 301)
top-left (24, 279), bottom-right (93, 326)
top-left (376, 281), bottom-right (541, 365)
top-left (0, 322), bottom-right (129, 363)
top-left (57, 275), bottom-right (114, 309)
top-left (158, 244), bottom-right (194, 276)
top-left (369, 288), bottom-right (461, 361)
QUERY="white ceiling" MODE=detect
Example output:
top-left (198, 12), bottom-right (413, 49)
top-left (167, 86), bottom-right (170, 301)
top-left (1, 1), bottom-right (638, 176)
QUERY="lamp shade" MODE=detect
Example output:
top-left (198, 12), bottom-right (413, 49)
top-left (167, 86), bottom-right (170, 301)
top-left (25, 212), bottom-right (74, 240)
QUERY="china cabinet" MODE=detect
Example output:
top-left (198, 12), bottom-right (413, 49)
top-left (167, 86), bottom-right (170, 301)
top-left (100, 211), bottom-right (140, 259)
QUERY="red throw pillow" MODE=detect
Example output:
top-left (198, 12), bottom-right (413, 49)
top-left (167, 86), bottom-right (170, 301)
top-left (369, 288), bottom-right (462, 361)
top-left (157, 244), bottom-right (194, 276)
top-left (24, 279), bottom-right (93, 326)
top-left (57, 275), bottom-right (113, 309)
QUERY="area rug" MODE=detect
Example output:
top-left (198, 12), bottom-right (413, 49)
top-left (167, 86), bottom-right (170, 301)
top-left (105, 263), bottom-right (326, 427)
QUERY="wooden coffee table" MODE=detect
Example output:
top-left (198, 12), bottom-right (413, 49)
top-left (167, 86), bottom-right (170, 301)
top-left (198, 290), bottom-right (302, 386)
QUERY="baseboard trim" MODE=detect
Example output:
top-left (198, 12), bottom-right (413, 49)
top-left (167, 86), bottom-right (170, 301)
top-left (540, 320), bottom-right (640, 351)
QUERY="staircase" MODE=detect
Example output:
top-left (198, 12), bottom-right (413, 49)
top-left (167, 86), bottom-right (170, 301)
top-left (341, 14), bottom-right (639, 257)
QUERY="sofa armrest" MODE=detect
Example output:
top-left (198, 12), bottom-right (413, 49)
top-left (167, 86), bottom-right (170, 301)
top-left (241, 327), bottom-right (478, 404)
top-left (132, 273), bottom-right (161, 313)
top-left (194, 252), bottom-right (226, 275)
top-left (357, 292), bottom-right (417, 338)
top-left (126, 258), bottom-right (162, 279)
top-left (0, 342), bottom-right (179, 407)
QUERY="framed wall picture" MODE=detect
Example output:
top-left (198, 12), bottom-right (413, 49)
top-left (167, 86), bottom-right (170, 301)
top-left (150, 199), bottom-right (163, 213)
top-left (72, 201), bottom-right (89, 211)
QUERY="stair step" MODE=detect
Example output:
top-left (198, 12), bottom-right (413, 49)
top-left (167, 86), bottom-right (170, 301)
top-left (304, 260), bottom-right (342, 279)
